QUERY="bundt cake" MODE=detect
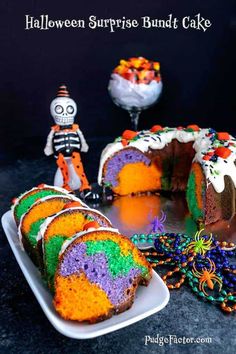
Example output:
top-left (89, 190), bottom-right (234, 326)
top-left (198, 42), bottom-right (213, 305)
top-left (53, 228), bottom-right (152, 323)
top-left (98, 125), bottom-right (236, 225)
top-left (39, 207), bottom-right (112, 289)
top-left (12, 184), bottom-right (71, 224)
top-left (18, 195), bottom-right (86, 267)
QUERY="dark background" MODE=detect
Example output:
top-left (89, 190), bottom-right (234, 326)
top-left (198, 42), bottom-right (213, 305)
top-left (0, 0), bottom-right (235, 162)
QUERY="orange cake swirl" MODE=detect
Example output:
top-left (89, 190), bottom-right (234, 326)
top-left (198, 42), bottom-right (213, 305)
top-left (54, 229), bottom-right (152, 323)
top-left (12, 184), bottom-right (71, 224)
top-left (18, 195), bottom-right (85, 267)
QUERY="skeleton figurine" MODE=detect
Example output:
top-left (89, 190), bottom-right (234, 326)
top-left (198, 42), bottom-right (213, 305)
top-left (44, 85), bottom-right (99, 200)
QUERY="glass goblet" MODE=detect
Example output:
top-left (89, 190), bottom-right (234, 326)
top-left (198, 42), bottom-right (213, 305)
top-left (108, 71), bottom-right (163, 131)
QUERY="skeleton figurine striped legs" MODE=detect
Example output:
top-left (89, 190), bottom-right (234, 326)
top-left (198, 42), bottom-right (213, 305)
top-left (44, 85), bottom-right (100, 200)
top-left (56, 152), bottom-right (91, 192)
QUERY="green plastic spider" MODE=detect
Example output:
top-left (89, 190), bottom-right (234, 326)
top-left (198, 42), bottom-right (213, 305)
top-left (185, 229), bottom-right (213, 255)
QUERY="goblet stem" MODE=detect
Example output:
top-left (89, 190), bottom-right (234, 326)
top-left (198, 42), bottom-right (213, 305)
top-left (129, 109), bottom-right (141, 131)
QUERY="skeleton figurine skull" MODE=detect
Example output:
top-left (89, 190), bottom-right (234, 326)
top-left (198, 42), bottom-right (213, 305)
top-left (44, 85), bottom-right (98, 200)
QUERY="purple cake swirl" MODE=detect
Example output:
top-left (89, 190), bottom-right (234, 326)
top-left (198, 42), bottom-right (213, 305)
top-left (54, 230), bottom-right (152, 323)
top-left (104, 148), bottom-right (150, 187)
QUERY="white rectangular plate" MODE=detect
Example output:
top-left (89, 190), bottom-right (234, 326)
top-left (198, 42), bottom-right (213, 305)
top-left (1, 210), bottom-right (169, 339)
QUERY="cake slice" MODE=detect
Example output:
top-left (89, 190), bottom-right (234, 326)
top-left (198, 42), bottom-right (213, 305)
top-left (53, 228), bottom-right (152, 323)
top-left (18, 195), bottom-right (86, 267)
top-left (39, 207), bottom-right (112, 289)
top-left (12, 184), bottom-right (72, 225)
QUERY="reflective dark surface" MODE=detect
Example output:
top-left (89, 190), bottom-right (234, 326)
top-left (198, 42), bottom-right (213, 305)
top-left (89, 192), bottom-right (236, 244)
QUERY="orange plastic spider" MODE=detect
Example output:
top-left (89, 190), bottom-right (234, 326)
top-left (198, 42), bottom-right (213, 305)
top-left (192, 258), bottom-right (222, 296)
top-left (185, 229), bottom-right (213, 255)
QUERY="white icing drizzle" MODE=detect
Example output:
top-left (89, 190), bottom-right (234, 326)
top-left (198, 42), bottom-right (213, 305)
top-left (59, 227), bottom-right (120, 256)
top-left (98, 127), bottom-right (236, 193)
top-left (193, 130), bottom-right (236, 193)
top-left (17, 214), bottom-right (26, 250)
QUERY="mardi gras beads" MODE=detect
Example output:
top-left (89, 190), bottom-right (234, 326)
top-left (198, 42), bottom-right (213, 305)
top-left (130, 230), bottom-right (236, 313)
top-left (221, 292), bottom-right (236, 313)
top-left (186, 244), bottom-right (236, 309)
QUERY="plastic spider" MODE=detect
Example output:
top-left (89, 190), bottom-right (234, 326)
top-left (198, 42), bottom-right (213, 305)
top-left (149, 210), bottom-right (166, 233)
top-left (192, 258), bottom-right (222, 296)
top-left (185, 229), bottom-right (213, 255)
